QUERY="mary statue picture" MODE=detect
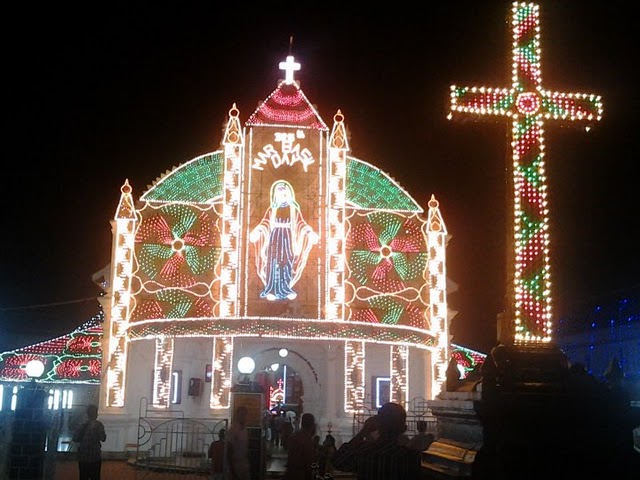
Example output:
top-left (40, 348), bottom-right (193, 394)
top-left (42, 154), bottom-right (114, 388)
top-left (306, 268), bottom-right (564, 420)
top-left (249, 180), bottom-right (318, 301)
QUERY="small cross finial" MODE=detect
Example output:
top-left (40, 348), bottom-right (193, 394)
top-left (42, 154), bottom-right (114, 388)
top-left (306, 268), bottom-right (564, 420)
top-left (279, 53), bottom-right (300, 85)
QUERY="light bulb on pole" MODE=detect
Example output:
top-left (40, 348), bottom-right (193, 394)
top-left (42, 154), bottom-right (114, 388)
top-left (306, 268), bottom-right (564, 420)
top-left (25, 359), bottom-right (45, 381)
top-left (237, 356), bottom-right (255, 384)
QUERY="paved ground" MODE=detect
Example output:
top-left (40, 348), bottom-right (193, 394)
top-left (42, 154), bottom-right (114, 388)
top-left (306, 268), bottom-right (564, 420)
top-left (52, 456), bottom-right (283, 479)
top-left (54, 459), bottom-right (160, 480)
top-left (53, 458), bottom-right (286, 479)
top-left (52, 447), bottom-right (356, 479)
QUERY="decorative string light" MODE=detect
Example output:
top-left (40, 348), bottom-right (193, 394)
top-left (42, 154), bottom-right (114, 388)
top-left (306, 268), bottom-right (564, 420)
top-left (0, 313), bottom-right (103, 384)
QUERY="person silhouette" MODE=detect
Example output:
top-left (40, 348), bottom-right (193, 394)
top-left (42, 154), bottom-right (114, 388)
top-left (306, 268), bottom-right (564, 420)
top-left (227, 406), bottom-right (250, 480)
top-left (73, 404), bottom-right (107, 480)
top-left (284, 413), bottom-right (317, 480)
top-left (407, 420), bottom-right (434, 452)
top-left (318, 433), bottom-right (337, 476)
top-left (333, 402), bottom-right (421, 479)
top-left (208, 428), bottom-right (226, 480)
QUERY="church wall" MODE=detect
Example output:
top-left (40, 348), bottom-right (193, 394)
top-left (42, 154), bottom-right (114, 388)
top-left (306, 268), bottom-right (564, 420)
top-left (364, 343), bottom-right (391, 410)
top-left (100, 412), bottom-right (138, 454)
top-left (321, 341), bottom-right (345, 424)
top-left (123, 339), bottom-right (154, 415)
top-left (101, 338), bottom-right (225, 453)
top-left (305, 341), bottom-right (343, 430)
top-left (361, 345), bottom-right (434, 409)
top-left (407, 347), bottom-right (432, 402)
top-left (172, 337), bottom-right (218, 418)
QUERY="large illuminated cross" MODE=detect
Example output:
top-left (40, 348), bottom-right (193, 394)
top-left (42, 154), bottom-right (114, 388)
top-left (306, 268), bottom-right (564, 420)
top-left (448, 2), bottom-right (602, 345)
top-left (279, 55), bottom-right (300, 84)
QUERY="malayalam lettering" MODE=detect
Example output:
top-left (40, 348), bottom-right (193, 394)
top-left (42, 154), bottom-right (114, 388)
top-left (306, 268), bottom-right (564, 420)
top-left (252, 130), bottom-right (315, 172)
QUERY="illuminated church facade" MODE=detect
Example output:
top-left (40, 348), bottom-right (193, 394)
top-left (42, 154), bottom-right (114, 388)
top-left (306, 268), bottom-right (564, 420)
top-left (98, 55), bottom-right (453, 448)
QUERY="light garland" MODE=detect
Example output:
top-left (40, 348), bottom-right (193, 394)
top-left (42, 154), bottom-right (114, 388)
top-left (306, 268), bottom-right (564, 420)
top-left (209, 336), bottom-right (233, 409)
top-left (152, 336), bottom-right (174, 408)
top-left (390, 345), bottom-right (408, 405)
top-left (426, 195), bottom-right (449, 397)
top-left (0, 314), bottom-right (103, 384)
top-left (326, 111), bottom-right (349, 322)
top-left (344, 340), bottom-right (365, 412)
top-left (220, 105), bottom-right (243, 319)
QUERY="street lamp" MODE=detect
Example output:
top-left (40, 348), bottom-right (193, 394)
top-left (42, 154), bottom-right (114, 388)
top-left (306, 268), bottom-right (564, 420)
top-left (233, 356), bottom-right (262, 394)
top-left (238, 356), bottom-right (256, 375)
top-left (25, 359), bottom-right (45, 380)
top-left (22, 359), bottom-right (45, 410)
top-left (10, 359), bottom-right (47, 478)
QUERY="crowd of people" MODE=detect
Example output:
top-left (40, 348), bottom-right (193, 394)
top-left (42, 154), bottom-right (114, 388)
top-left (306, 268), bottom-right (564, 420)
top-left (281, 401), bottom-right (435, 479)
top-left (208, 401), bottom-right (433, 480)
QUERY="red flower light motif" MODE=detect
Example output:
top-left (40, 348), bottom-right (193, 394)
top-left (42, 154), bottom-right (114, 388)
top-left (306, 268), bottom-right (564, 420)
top-left (516, 91), bottom-right (541, 115)
top-left (1, 354), bottom-right (46, 380)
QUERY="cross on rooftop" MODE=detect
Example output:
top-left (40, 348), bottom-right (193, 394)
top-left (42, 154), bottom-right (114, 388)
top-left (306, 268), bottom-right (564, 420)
top-left (279, 55), bottom-right (300, 84)
top-left (447, 2), bottom-right (603, 346)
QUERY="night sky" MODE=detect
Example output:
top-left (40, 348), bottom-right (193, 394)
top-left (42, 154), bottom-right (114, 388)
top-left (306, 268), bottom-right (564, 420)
top-left (1, 2), bottom-right (637, 354)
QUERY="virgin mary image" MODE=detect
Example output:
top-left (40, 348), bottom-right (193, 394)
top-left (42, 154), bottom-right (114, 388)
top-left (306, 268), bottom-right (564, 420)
top-left (249, 180), bottom-right (319, 301)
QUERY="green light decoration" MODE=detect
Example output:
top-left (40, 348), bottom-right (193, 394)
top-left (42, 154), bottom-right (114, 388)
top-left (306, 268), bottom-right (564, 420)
top-left (348, 211), bottom-right (427, 289)
top-left (142, 152), bottom-right (225, 203)
top-left (346, 157), bottom-right (422, 212)
top-left (346, 211), bottom-right (429, 328)
top-left (130, 289), bottom-right (214, 321)
top-left (142, 153), bottom-right (421, 211)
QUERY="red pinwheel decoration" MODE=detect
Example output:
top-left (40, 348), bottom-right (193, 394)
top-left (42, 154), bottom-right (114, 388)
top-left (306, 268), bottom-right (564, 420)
top-left (347, 212), bottom-right (427, 292)
top-left (346, 212), bottom-right (429, 327)
top-left (135, 204), bottom-right (220, 288)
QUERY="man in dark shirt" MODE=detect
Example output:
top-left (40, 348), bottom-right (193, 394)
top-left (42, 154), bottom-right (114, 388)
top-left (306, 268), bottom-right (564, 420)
top-left (284, 413), bottom-right (317, 480)
top-left (208, 428), bottom-right (226, 480)
top-left (73, 404), bottom-right (107, 480)
top-left (408, 420), bottom-right (435, 452)
top-left (333, 402), bottom-right (422, 480)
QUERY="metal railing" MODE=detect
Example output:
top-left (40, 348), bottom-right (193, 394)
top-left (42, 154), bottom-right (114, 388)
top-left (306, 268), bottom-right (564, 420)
top-left (130, 397), bottom-right (227, 475)
top-left (352, 396), bottom-right (437, 437)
